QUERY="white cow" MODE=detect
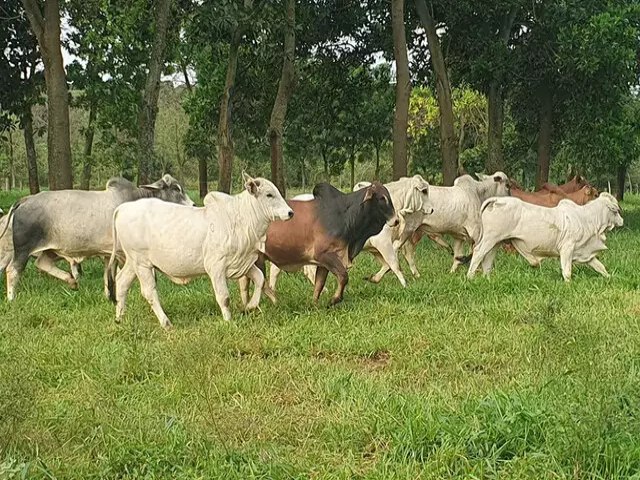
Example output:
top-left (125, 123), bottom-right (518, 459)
top-left (270, 175), bottom-right (433, 289)
top-left (107, 174), bottom-right (293, 329)
top-left (467, 192), bottom-right (623, 281)
top-left (402, 172), bottom-right (511, 274)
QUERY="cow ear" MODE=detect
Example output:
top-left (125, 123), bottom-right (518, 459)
top-left (493, 175), bottom-right (503, 183)
top-left (141, 178), bottom-right (166, 190)
top-left (362, 187), bottom-right (375, 204)
top-left (245, 178), bottom-right (259, 196)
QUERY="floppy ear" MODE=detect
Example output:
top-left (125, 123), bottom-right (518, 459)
top-left (493, 175), bottom-right (503, 183)
top-left (361, 187), bottom-right (375, 204)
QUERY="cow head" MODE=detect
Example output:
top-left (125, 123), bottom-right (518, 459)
top-left (598, 192), bottom-right (624, 230)
top-left (243, 172), bottom-right (293, 222)
top-left (580, 185), bottom-right (599, 203)
top-left (142, 174), bottom-right (195, 206)
top-left (362, 182), bottom-right (398, 227)
top-left (398, 175), bottom-right (433, 216)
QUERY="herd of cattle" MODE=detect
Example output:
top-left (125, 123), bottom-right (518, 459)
top-left (0, 170), bottom-right (624, 329)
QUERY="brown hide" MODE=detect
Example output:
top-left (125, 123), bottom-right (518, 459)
top-left (264, 200), bottom-right (346, 269)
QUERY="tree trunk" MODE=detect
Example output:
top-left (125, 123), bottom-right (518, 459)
top-left (217, 32), bottom-right (242, 193)
top-left (535, 87), bottom-right (553, 190)
top-left (486, 81), bottom-right (504, 173)
top-left (374, 143), bottom-right (381, 180)
top-left (616, 164), bottom-right (626, 201)
top-left (137, 0), bottom-right (173, 185)
top-left (22, 0), bottom-right (73, 190)
top-left (268, 0), bottom-right (296, 197)
top-left (322, 148), bottom-right (329, 179)
top-left (457, 112), bottom-right (466, 175)
top-left (22, 107), bottom-right (40, 194)
top-left (391, 0), bottom-right (410, 180)
top-left (198, 156), bottom-right (208, 199)
top-left (349, 152), bottom-right (355, 188)
top-left (415, 0), bottom-right (457, 185)
top-left (80, 102), bottom-right (96, 190)
top-left (8, 128), bottom-right (15, 189)
top-left (485, 8), bottom-right (516, 174)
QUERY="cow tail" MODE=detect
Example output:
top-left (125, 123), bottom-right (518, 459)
top-left (0, 201), bottom-right (20, 240)
top-left (107, 210), bottom-right (120, 304)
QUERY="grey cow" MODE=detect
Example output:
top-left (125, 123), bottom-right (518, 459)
top-left (1, 174), bottom-right (194, 300)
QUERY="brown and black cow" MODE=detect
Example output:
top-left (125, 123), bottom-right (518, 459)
top-left (251, 181), bottom-right (398, 306)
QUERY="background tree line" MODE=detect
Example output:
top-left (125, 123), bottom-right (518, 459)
top-left (1, 0), bottom-right (639, 200)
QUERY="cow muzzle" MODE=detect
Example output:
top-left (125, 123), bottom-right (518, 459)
top-left (423, 206), bottom-right (434, 215)
top-left (386, 213), bottom-right (400, 228)
top-left (278, 209), bottom-right (294, 221)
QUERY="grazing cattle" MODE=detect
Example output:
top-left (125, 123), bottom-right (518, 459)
top-left (107, 174), bottom-right (293, 329)
top-left (402, 172), bottom-right (511, 274)
top-left (257, 181), bottom-right (397, 306)
top-left (271, 176), bottom-right (432, 288)
top-left (2, 175), bottom-right (194, 300)
top-left (466, 192), bottom-right (623, 281)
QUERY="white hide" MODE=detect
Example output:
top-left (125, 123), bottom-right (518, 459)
top-left (467, 192), bottom-right (623, 281)
top-left (402, 171), bottom-right (511, 274)
top-left (109, 175), bottom-right (292, 328)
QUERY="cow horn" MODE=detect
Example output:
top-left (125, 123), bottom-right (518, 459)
top-left (607, 181), bottom-right (611, 194)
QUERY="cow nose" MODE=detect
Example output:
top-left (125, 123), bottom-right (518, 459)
top-left (288, 210), bottom-right (294, 219)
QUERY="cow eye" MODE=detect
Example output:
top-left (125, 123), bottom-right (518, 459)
top-left (266, 193), bottom-right (274, 199)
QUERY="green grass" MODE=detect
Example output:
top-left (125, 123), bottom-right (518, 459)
top-left (2, 192), bottom-right (640, 479)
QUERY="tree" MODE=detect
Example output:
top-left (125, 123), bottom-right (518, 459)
top-left (21, 0), bottom-right (73, 189)
top-left (268, 0), bottom-right (296, 196)
top-left (415, 0), bottom-right (458, 185)
top-left (137, 0), bottom-right (174, 185)
top-left (391, 0), bottom-right (410, 180)
top-left (0, 0), bottom-right (43, 193)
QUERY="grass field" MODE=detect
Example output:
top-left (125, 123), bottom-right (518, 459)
top-left (1, 190), bottom-right (640, 479)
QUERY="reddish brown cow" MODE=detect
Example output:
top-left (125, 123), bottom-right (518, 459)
top-left (259, 182), bottom-right (398, 306)
top-left (557, 175), bottom-right (589, 194)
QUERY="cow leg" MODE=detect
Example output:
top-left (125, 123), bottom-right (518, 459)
top-left (450, 239), bottom-right (466, 273)
top-left (238, 276), bottom-right (250, 308)
top-left (6, 248), bottom-right (31, 300)
top-left (136, 264), bottom-right (172, 329)
top-left (588, 258), bottom-right (610, 278)
top-left (35, 253), bottom-right (78, 289)
top-left (114, 261), bottom-right (137, 323)
top-left (70, 261), bottom-right (82, 281)
top-left (207, 269), bottom-right (232, 322)
top-left (480, 245), bottom-right (500, 274)
top-left (101, 258), bottom-right (112, 298)
top-left (244, 264), bottom-right (265, 311)
top-left (0, 248), bottom-right (12, 281)
top-left (318, 253), bottom-right (348, 306)
top-left (467, 238), bottom-right (499, 279)
top-left (313, 266), bottom-right (329, 302)
top-left (268, 263), bottom-right (281, 292)
top-left (303, 265), bottom-right (317, 285)
top-left (402, 242), bottom-right (420, 278)
top-left (559, 247), bottom-right (575, 282)
top-left (370, 243), bottom-right (406, 287)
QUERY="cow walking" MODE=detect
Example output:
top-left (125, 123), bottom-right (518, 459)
top-left (256, 182), bottom-right (398, 306)
top-left (467, 192), bottom-right (623, 281)
top-left (107, 174), bottom-right (293, 328)
top-left (1, 175), bottom-right (193, 300)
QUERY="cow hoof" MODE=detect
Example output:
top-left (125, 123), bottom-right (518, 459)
top-left (68, 280), bottom-right (78, 290)
top-left (161, 321), bottom-right (173, 330)
top-left (329, 297), bottom-right (343, 306)
top-left (365, 276), bottom-right (380, 284)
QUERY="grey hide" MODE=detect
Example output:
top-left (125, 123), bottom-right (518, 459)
top-left (2, 174), bottom-right (194, 300)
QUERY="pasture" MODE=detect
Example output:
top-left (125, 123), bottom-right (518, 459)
top-left (1, 190), bottom-right (640, 480)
